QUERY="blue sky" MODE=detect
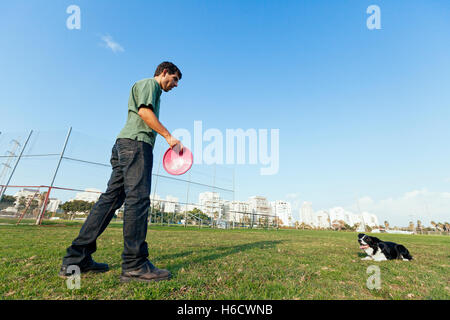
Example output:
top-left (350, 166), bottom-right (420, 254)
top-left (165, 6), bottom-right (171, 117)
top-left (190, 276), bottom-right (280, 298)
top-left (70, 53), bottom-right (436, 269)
top-left (1, 0), bottom-right (450, 226)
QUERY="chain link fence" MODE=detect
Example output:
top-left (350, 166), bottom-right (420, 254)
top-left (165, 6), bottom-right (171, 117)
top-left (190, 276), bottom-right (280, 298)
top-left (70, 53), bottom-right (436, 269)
top-left (0, 129), bottom-right (279, 229)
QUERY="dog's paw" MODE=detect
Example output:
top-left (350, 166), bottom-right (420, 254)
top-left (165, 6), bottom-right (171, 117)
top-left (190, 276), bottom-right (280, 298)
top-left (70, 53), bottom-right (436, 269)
top-left (361, 256), bottom-right (372, 261)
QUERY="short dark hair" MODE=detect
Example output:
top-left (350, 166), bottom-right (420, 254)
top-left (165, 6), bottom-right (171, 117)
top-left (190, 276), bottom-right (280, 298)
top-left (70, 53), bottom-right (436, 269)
top-left (154, 61), bottom-right (182, 80)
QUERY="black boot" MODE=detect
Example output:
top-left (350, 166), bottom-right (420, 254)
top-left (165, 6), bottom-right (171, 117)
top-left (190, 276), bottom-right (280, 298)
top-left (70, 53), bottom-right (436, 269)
top-left (59, 260), bottom-right (109, 277)
top-left (120, 261), bottom-right (171, 283)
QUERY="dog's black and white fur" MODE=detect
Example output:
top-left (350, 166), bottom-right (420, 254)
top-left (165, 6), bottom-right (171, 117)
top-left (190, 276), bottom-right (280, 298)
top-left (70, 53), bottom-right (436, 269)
top-left (358, 233), bottom-right (413, 261)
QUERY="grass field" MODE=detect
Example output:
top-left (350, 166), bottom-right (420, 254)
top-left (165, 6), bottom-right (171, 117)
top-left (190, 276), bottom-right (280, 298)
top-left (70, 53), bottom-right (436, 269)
top-left (0, 218), bottom-right (449, 300)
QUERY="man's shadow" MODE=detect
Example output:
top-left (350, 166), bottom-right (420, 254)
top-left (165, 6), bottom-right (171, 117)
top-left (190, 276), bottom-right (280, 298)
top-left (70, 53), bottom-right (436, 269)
top-left (154, 240), bottom-right (284, 277)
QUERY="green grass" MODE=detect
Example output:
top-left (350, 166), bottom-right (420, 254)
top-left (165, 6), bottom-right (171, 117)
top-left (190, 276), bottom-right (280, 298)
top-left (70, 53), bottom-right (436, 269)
top-left (0, 219), bottom-right (449, 300)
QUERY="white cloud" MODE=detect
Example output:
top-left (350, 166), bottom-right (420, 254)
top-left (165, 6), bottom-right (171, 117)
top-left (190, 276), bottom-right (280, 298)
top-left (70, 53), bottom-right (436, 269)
top-left (402, 189), bottom-right (427, 199)
top-left (100, 34), bottom-right (124, 53)
top-left (441, 192), bottom-right (450, 199)
top-left (346, 189), bottom-right (450, 227)
top-left (357, 196), bottom-right (374, 206)
top-left (286, 193), bottom-right (301, 200)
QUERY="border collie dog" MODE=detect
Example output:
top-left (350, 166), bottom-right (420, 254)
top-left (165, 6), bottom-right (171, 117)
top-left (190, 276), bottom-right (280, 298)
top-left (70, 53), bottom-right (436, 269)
top-left (358, 233), bottom-right (413, 261)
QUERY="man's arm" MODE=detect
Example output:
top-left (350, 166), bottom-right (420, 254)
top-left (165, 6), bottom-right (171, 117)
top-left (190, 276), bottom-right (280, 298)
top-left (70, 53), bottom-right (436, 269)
top-left (138, 106), bottom-right (182, 150)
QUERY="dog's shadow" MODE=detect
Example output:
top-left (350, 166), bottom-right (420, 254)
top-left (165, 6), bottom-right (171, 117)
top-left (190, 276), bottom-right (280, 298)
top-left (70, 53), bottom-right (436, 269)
top-left (357, 252), bottom-right (367, 258)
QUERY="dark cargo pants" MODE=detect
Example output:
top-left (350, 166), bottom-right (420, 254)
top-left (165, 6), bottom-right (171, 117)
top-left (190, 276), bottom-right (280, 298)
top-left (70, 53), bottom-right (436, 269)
top-left (62, 138), bottom-right (153, 271)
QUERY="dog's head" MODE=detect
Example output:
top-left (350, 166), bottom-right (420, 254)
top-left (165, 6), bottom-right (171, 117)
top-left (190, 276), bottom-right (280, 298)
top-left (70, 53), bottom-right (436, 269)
top-left (358, 233), bottom-right (381, 250)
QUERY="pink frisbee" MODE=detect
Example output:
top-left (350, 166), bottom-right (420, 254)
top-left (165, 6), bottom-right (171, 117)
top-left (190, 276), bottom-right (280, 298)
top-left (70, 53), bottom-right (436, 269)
top-left (162, 146), bottom-right (193, 175)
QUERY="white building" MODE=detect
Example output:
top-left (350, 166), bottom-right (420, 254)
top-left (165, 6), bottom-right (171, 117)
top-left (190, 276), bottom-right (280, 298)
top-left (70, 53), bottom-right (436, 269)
top-left (72, 188), bottom-right (102, 203)
top-left (150, 193), bottom-right (163, 211)
top-left (329, 207), bottom-right (379, 228)
top-left (300, 201), bottom-right (316, 226)
top-left (315, 210), bottom-right (331, 228)
top-left (46, 198), bottom-right (61, 212)
top-left (270, 200), bottom-right (293, 227)
top-left (249, 196), bottom-right (273, 225)
top-left (13, 188), bottom-right (40, 209)
top-left (361, 211), bottom-right (379, 228)
top-left (13, 188), bottom-right (39, 200)
top-left (329, 207), bottom-right (348, 225)
top-left (199, 192), bottom-right (222, 218)
top-left (10, 188), bottom-right (62, 213)
top-left (163, 195), bottom-right (179, 213)
top-left (225, 200), bottom-right (251, 223)
top-left (298, 204), bottom-right (379, 230)
top-left (249, 196), bottom-right (272, 215)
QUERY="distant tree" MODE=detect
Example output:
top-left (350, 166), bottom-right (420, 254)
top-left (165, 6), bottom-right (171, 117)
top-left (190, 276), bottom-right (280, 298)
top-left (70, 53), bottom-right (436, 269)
top-left (37, 191), bottom-right (47, 210)
top-left (273, 217), bottom-right (284, 228)
top-left (257, 216), bottom-right (269, 227)
top-left (116, 209), bottom-right (124, 219)
top-left (0, 195), bottom-right (16, 210)
top-left (303, 223), bottom-right (313, 230)
top-left (343, 223), bottom-right (356, 232)
top-left (0, 195), bottom-right (15, 204)
top-left (331, 220), bottom-right (345, 231)
top-left (187, 208), bottom-right (210, 225)
top-left (241, 214), bottom-right (251, 227)
top-left (149, 206), bottom-right (167, 224)
top-left (416, 220), bottom-right (423, 231)
top-left (17, 196), bottom-right (27, 211)
top-left (61, 200), bottom-right (94, 220)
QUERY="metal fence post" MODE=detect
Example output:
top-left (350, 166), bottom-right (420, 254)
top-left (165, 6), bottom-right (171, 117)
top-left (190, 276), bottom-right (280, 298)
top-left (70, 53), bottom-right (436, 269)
top-left (150, 144), bottom-right (162, 226)
top-left (185, 170), bottom-right (191, 227)
top-left (36, 127), bottom-right (72, 225)
top-left (232, 168), bottom-right (235, 229)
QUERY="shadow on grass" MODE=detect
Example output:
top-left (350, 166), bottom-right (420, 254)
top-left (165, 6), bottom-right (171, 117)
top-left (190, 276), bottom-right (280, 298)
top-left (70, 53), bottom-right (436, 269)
top-left (159, 240), bottom-right (284, 277)
top-left (357, 252), bottom-right (367, 258)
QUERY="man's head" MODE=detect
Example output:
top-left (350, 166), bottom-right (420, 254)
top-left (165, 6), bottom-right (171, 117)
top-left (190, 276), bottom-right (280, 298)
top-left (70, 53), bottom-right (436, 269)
top-left (154, 61), bottom-right (182, 92)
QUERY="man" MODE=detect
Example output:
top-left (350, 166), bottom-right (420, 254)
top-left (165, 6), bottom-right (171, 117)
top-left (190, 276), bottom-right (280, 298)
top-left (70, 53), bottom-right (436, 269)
top-left (59, 61), bottom-right (183, 282)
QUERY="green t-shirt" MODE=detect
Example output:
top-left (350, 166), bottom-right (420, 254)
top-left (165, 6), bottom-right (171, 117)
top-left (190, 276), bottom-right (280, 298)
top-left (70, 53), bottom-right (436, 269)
top-left (117, 78), bottom-right (162, 146)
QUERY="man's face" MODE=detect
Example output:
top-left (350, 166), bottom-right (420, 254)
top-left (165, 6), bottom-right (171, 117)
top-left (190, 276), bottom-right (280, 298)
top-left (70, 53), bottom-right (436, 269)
top-left (161, 70), bottom-right (180, 92)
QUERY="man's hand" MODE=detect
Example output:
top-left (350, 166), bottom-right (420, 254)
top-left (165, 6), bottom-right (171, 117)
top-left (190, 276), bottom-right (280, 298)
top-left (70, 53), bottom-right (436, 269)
top-left (166, 135), bottom-right (183, 153)
top-left (137, 107), bottom-right (183, 152)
